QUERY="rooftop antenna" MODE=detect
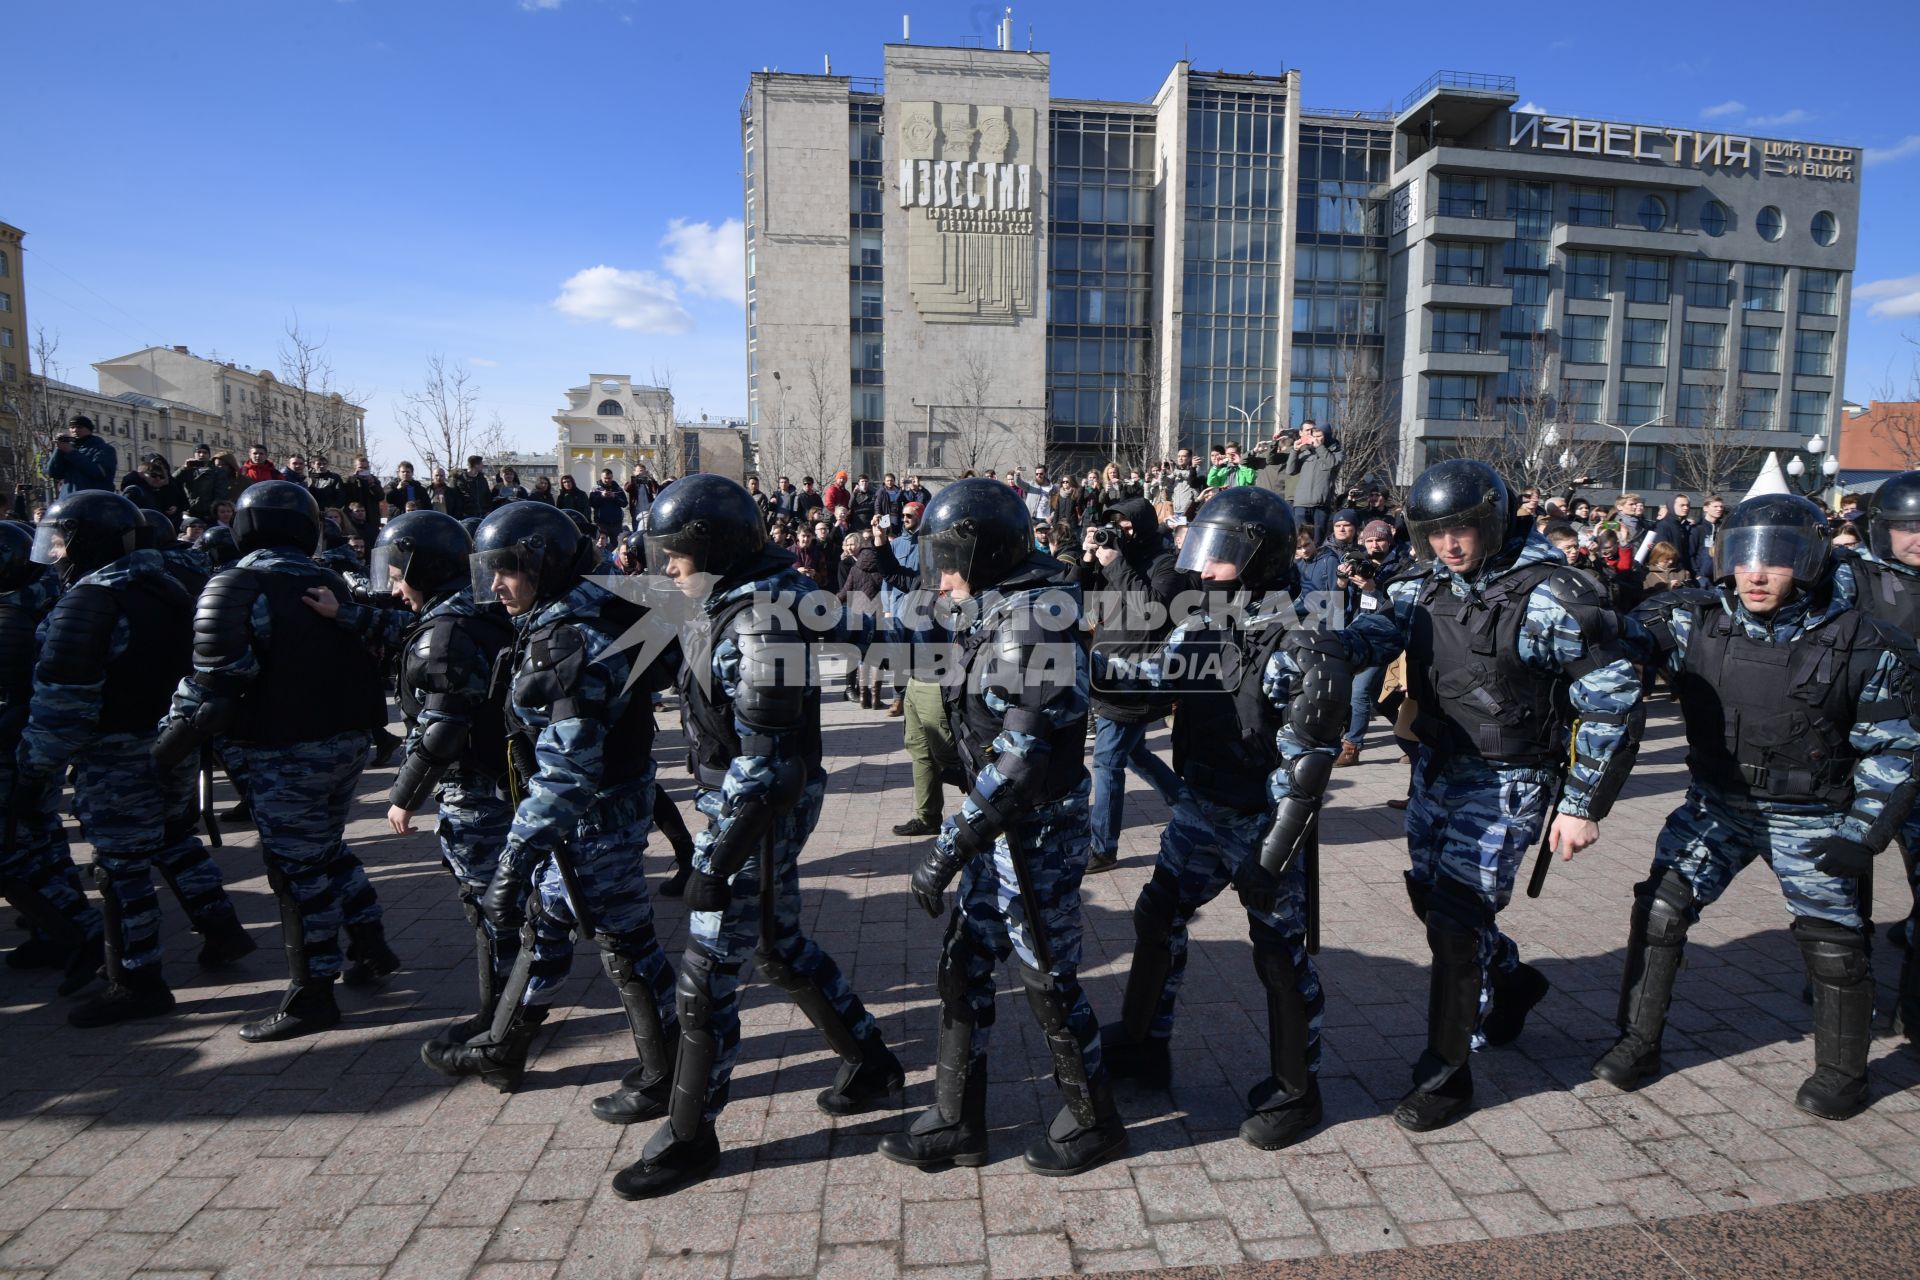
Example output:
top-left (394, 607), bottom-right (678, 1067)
top-left (1028, 23), bottom-right (1033, 51)
top-left (824, 53), bottom-right (832, 74)
top-left (902, 14), bottom-right (910, 41)
top-left (999, 7), bottom-right (1012, 50)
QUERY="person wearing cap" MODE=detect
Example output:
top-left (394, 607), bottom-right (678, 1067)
top-left (823, 470), bottom-right (852, 515)
top-left (45, 415), bottom-right (118, 498)
top-left (1594, 494), bottom-right (1920, 1121)
top-left (1332, 519), bottom-right (1405, 767)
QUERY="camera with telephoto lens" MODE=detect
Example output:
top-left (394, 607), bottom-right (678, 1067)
top-left (1340, 550), bottom-right (1376, 580)
top-left (1088, 525), bottom-right (1122, 549)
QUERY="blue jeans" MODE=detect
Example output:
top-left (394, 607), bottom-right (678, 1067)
top-left (1346, 664), bottom-right (1386, 748)
top-left (1089, 716), bottom-right (1181, 858)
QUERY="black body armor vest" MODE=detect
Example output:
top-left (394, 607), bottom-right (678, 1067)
top-left (1849, 556), bottom-right (1920, 638)
top-left (1674, 603), bottom-right (1878, 808)
top-left (95, 576), bottom-right (193, 735)
top-left (676, 591), bottom-right (825, 786)
top-left (398, 605), bottom-right (514, 783)
top-left (1408, 563), bottom-right (1565, 766)
top-left (943, 606), bottom-right (1090, 806)
top-left (232, 569), bottom-right (387, 745)
top-left (0, 596), bottom-right (41, 745)
top-left (508, 596), bottom-right (658, 788)
top-left (1168, 606), bottom-right (1294, 813)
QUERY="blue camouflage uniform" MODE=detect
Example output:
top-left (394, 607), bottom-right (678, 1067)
top-left (1368, 533), bottom-right (1644, 1093)
top-left (676, 566), bottom-right (883, 1122)
top-left (0, 569), bottom-right (102, 956)
top-left (18, 551), bottom-right (195, 976)
top-left (167, 546), bottom-right (385, 981)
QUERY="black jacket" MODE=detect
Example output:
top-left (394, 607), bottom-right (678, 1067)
top-left (1089, 497), bottom-right (1181, 725)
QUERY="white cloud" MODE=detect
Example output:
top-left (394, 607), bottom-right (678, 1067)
top-left (1867, 134), bottom-right (1920, 166)
top-left (661, 218), bottom-right (746, 306)
top-left (518, 0), bottom-right (564, 10)
top-left (1700, 99), bottom-right (1746, 119)
top-left (552, 266), bottom-right (693, 333)
top-left (1747, 108), bottom-right (1812, 128)
top-left (1855, 274), bottom-right (1920, 320)
top-left (1515, 100), bottom-right (1547, 115)
top-left (470, 357), bottom-right (499, 368)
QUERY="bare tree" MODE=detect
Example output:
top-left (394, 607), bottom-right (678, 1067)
top-left (1868, 337), bottom-right (1920, 470)
top-left (1326, 340), bottom-right (1402, 505)
top-left (395, 355), bottom-right (487, 476)
top-left (784, 352), bottom-right (845, 489)
top-left (944, 348), bottom-right (999, 475)
top-left (623, 366), bottom-right (682, 479)
top-left (277, 313), bottom-right (364, 463)
top-left (1446, 337), bottom-right (1608, 499)
top-left (1670, 387), bottom-right (1762, 496)
top-left (0, 327), bottom-right (82, 501)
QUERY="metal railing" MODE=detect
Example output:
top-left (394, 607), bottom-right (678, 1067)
top-left (1400, 71), bottom-right (1517, 112)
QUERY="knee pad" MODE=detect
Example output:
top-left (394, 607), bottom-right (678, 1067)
top-left (1425, 874), bottom-right (1491, 938)
top-left (601, 946), bottom-right (638, 988)
top-left (935, 915), bottom-right (984, 1024)
top-left (1132, 867), bottom-right (1180, 949)
top-left (1019, 965), bottom-right (1072, 1035)
top-left (1634, 868), bottom-right (1696, 948)
top-left (754, 941), bottom-right (802, 992)
top-left (675, 947), bottom-right (719, 1031)
top-left (1404, 873), bottom-right (1430, 923)
top-left (1791, 916), bottom-right (1871, 985)
top-left (459, 893), bottom-right (484, 931)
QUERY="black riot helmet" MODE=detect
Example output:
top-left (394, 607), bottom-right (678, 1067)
top-left (918, 478), bottom-right (1033, 594)
top-left (461, 516), bottom-right (483, 540)
top-left (371, 509), bottom-right (472, 600)
top-left (137, 509), bottom-right (178, 551)
top-left (1713, 492), bottom-right (1830, 587)
top-left (1405, 459), bottom-right (1512, 571)
top-left (0, 520), bottom-right (40, 593)
top-left (1175, 486), bottom-right (1298, 592)
top-left (644, 473), bottom-right (767, 581)
top-left (232, 480), bottom-right (323, 555)
top-left (202, 525), bottom-right (240, 568)
top-left (561, 506), bottom-right (596, 539)
top-left (31, 490), bottom-right (143, 585)
top-left (470, 500), bottom-right (588, 605)
top-left (1869, 470), bottom-right (1920, 570)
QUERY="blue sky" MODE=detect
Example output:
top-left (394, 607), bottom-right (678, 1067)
top-left (11, 0), bottom-right (1920, 465)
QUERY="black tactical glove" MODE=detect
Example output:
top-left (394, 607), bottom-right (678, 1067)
top-left (1236, 862), bottom-right (1281, 916)
top-left (910, 835), bottom-right (969, 919)
top-left (480, 858), bottom-right (534, 932)
top-left (683, 869), bottom-right (732, 913)
top-left (1811, 837), bottom-right (1876, 878)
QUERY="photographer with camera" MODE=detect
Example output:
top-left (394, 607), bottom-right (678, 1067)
top-left (1328, 518), bottom-right (1403, 767)
top-left (45, 415), bottom-right (118, 498)
top-left (1081, 497), bottom-right (1183, 873)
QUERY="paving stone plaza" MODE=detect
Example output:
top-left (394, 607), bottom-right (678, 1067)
top-left (3, 699), bottom-right (1919, 1279)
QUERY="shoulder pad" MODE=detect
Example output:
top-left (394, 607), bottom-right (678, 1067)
top-left (40, 585), bottom-right (120, 684)
top-left (1543, 567), bottom-right (1608, 607)
top-left (515, 621), bottom-right (592, 716)
top-left (413, 612), bottom-right (461, 662)
top-left (1858, 613), bottom-right (1920, 661)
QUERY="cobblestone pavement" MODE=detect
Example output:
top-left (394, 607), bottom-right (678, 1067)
top-left (3, 697), bottom-right (1920, 1280)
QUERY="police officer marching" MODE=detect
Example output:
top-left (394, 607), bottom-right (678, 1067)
top-left (877, 478), bottom-right (1126, 1177)
top-left (1598, 494), bottom-right (1920, 1119)
top-left (1373, 460), bottom-right (1644, 1131)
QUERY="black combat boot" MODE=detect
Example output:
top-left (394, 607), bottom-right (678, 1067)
top-left (196, 918), bottom-right (258, 969)
top-left (1240, 942), bottom-right (1323, 1151)
top-left (241, 978), bottom-right (340, 1042)
top-left (420, 1005), bottom-right (548, 1092)
top-left (68, 965), bottom-right (176, 1029)
top-left (610, 1119), bottom-right (722, 1200)
top-left (592, 946), bottom-right (680, 1124)
top-left (1024, 1082), bottom-right (1128, 1176)
top-left (1100, 906), bottom-right (1176, 1088)
top-left (816, 1032), bottom-right (906, 1116)
top-left (879, 1016), bottom-right (989, 1170)
top-left (610, 1004), bottom-right (723, 1198)
top-left (1794, 921), bottom-right (1873, 1120)
top-left (341, 921), bottom-right (401, 987)
top-left (1593, 877), bottom-right (1691, 1091)
top-left (1394, 904), bottom-right (1481, 1132)
top-left (1482, 961), bottom-right (1551, 1047)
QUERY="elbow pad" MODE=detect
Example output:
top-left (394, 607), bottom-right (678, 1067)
top-left (1257, 752), bottom-right (1333, 877)
top-left (1855, 752), bottom-right (1920, 853)
top-left (709, 792), bottom-right (772, 879)
top-left (1281, 630), bottom-right (1354, 749)
top-left (1569, 703), bottom-right (1645, 821)
top-left (389, 720), bottom-right (468, 811)
top-left (154, 697), bottom-right (234, 770)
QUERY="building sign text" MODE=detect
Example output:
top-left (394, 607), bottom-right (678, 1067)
top-left (1506, 113), bottom-right (1857, 182)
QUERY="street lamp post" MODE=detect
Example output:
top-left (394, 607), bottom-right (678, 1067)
top-left (1784, 432), bottom-right (1840, 503)
top-left (1226, 394), bottom-right (1275, 441)
top-left (1596, 416), bottom-right (1669, 493)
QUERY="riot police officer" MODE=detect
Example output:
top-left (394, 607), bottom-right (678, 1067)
top-left (615, 474), bottom-right (900, 1199)
top-left (157, 481), bottom-right (396, 1041)
top-left (875, 478), bottom-right (1125, 1177)
top-left (1378, 460), bottom-right (1643, 1131)
top-left (140, 510), bottom-right (212, 596)
top-left (1597, 495), bottom-right (1920, 1119)
top-left (301, 510), bottom-right (518, 1061)
top-left (456, 503), bottom-right (683, 1123)
top-left (1097, 487), bottom-right (1398, 1149)
top-left (1844, 471), bottom-right (1920, 1045)
top-left (0, 520), bottom-right (104, 991)
top-left (19, 491), bottom-right (197, 1026)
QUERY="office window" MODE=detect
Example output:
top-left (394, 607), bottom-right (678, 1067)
top-left (1567, 185), bottom-right (1614, 227)
top-left (1436, 175), bottom-right (1487, 218)
top-left (1740, 325), bottom-right (1780, 373)
top-left (1, 361), bottom-right (14, 383)
top-left (0, 328), bottom-right (11, 348)
top-left (1624, 317), bottom-right (1667, 367)
top-left (1431, 241), bottom-right (1486, 285)
top-left (1430, 308), bottom-right (1484, 353)
top-left (1502, 272), bottom-right (1548, 334)
top-left (1677, 382), bottom-right (1722, 427)
top-left (1756, 206), bottom-right (1784, 241)
top-left (1563, 313), bottom-right (1608, 365)
top-left (1620, 380), bottom-right (1664, 424)
top-left (1811, 210), bottom-right (1839, 247)
top-left (1564, 250), bottom-right (1610, 301)
top-left (1625, 256), bottom-right (1670, 304)
top-left (1427, 374), bottom-right (1483, 420)
top-left (1699, 200), bottom-right (1729, 237)
top-left (596, 399), bottom-right (622, 416)
top-left (1745, 264), bottom-right (1785, 311)
top-left (1790, 388), bottom-right (1829, 435)
top-left (0, 292), bottom-right (10, 313)
top-left (1741, 386), bottom-right (1777, 429)
top-left (1794, 329), bottom-right (1834, 377)
top-left (1682, 321), bottom-right (1725, 370)
top-left (593, 433), bottom-right (608, 444)
top-left (1684, 260), bottom-right (1732, 309)
top-left (1637, 194), bottom-right (1668, 231)
top-left (1800, 268), bottom-right (1840, 317)
top-left (0, 252), bottom-right (9, 277)
top-left (1564, 379), bottom-right (1604, 423)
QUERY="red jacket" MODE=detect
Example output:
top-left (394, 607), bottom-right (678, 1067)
top-left (241, 460), bottom-right (282, 484)
top-left (822, 480), bottom-right (850, 513)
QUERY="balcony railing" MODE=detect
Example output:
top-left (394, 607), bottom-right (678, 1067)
top-left (1400, 71), bottom-right (1517, 112)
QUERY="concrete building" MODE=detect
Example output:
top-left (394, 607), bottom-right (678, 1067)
top-left (742, 43), bottom-right (1862, 488)
top-left (28, 377), bottom-right (225, 477)
top-left (93, 344), bottom-right (367, 467)
top-left (1837, 400), bottom-right (1920, 489)
top-left (0, 222), bottom-right (24, 393)
top-left (552, 374), bottom-right (675, 487)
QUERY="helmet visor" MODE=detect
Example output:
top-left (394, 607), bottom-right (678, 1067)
top-left (1175, 522), bottom-right (1260, 580)
top-left (1714, 524), bottom-right (1828, 584)
top-left (368, 543), bottom-right (411, 599)
top-left (1870, 516), bottom-right (1920, 568)
top-left (920, 524), bottom-right (977, 592)
top-left (470, 545), bottom-right (537, 603)
top-left (28, 522), bottom-right (64, 567)
top-left (1406, 498), bottom-right (1505, 566)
